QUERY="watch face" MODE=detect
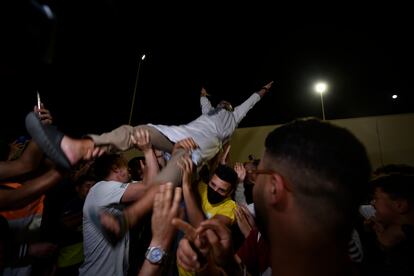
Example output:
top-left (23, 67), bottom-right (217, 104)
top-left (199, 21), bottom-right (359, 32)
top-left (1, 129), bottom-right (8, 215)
top-left (149, 247), bottom-right (163, 263)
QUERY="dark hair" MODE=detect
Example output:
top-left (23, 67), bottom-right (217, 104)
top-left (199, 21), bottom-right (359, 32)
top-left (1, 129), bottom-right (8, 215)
top-left (371, 173), bottom-right (414, 202)
top-left (128, 156), bottom-right (145, 181)
top-left (264, 118), bottom-right (371, 230)
top-left (93, 154), bottom-right (127, 180)
top-left (214, 164), bottom-right (239, 190)
top-left (252, 159), bottom-right (260, 167)
top-left (128, 156), bottom-right (144, 167)
top-left (199, 164), bottom-right (211, 184)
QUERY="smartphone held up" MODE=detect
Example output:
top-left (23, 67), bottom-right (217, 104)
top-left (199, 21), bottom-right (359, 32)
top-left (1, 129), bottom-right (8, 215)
top-left (37, 91), bottom-right (42, 110)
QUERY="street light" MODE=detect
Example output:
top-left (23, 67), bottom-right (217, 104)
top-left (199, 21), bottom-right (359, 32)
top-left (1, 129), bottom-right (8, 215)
top-left (314, 82), bottom-right (327, 120)
top-left (128, 54), bottom-right (146, 125)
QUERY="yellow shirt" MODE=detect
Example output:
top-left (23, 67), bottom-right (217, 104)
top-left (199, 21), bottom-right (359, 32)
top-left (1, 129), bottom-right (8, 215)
top-left (198, 181), bottom-right (236, 223)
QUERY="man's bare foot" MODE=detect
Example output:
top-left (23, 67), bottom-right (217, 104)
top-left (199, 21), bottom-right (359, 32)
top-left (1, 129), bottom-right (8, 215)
top-left (61, 137), bottom-right (95, 165)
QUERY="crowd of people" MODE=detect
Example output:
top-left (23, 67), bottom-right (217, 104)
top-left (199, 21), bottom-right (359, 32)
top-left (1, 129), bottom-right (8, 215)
top-left (1, 83), bottom-right (413, 276)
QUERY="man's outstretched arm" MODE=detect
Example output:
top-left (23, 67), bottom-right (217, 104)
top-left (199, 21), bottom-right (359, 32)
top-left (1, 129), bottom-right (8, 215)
top-left (0, 167), bottom-right (64, 210)
top-left (0, 141), bottom-right (44, 180)
top-left (257, 81), bottom-right (273, 98)
top-left (179, 155), bottom-right (205, 228)
top-left (200, 87), bottom-right (213, 114)
top-left (233, 81), bottom-right (274, 124)
top-left (130, 129), bottom-right (159, 186)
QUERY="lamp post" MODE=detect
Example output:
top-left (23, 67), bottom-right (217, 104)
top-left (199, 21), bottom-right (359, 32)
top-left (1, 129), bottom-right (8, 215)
top-left (128, 54), bottom-right (146, 125)
top-left (314, 82), bottom-right (327, 120)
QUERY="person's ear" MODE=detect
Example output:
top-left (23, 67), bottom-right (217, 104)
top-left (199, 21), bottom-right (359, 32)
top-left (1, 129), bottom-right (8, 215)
top-left (268, 173), bottom-right (288, 205)
top-left (111, 165), bottom-right (121, 174)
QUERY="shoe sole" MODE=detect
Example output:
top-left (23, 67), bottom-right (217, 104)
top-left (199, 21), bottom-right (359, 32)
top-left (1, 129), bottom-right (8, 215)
top-left (25, 112), bottom-right (71, 169)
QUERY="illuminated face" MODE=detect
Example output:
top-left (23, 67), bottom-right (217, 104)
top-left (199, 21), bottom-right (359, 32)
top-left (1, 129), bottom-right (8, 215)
top-left (207, 175), bottom-right (233, 205)
top-left (115, 157), bottom-right (131, 183)
top-left (208, 175), bottom-right (232, 197)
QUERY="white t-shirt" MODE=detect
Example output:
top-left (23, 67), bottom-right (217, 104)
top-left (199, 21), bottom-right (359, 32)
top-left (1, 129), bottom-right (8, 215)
top-left (79, 180), bottom-right (129, 276)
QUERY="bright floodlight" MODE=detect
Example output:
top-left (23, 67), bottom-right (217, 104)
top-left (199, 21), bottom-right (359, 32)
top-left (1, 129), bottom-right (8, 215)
top-left (314, 82), bottom-right (327, 94)
top-left (392, 94), bottom-right (398, 99)
top-left (141, 54), bottom-right (146, 60)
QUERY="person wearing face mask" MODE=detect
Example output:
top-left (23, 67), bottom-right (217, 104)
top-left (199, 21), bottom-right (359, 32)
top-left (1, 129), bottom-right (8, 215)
top-left (180, 156), bottom-right (239, 229)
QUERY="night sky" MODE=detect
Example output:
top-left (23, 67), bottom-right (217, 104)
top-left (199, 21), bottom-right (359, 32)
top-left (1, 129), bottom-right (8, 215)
top-left (1, 2), bottom-right (413, 141)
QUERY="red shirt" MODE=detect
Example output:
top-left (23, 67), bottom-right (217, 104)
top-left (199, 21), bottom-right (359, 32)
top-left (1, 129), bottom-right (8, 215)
top-left (236, 228), bottom-right (270, 275)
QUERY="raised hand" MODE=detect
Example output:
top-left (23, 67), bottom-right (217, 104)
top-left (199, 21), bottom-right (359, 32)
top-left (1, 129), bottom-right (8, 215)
top-left (172, 137), bottom-right (199, 155)
top-left (151, 183), bottom-right (183, 249)
top-left (200, 87), bottom-right (210, 97)
top-left (173, 218), bottom-right (238, 274)
top-left (197, 218), bottom-right (234, 268)
top-left (131, 128), bottom-right (151, 152)
top-left (239, 204), bottom-right (256, 229)
top-left (233, 162), bottom-right (246, 183)
top-left (173, 218), bottom-right (209, 272)
top-left (258, 81), bottom-right (274, 97)
top-left (234, 204), bottom-right (255, 238)
top-left (219, 143), bottom-right (231, 165)
top-left (178, 155), bottom-right (194, 189)
top-left (34, 103), bottom-right (53, 125)
top-left (263, 81), bottom-right (274, 91)
top-left (137, 183), bottom-right (183, 276)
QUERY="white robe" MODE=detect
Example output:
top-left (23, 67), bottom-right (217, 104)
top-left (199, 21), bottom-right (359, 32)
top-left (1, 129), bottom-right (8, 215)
top-left (149, 93), bottom-right (261, 164)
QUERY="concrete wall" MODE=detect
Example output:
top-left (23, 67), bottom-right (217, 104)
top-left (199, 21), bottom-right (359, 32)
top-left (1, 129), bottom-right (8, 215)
top-left (229, 113), bottom-right (414, 170)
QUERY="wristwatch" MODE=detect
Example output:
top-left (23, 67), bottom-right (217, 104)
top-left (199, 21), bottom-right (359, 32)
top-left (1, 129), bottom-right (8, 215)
top-left (145, 246), bottom-right (167, 265)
